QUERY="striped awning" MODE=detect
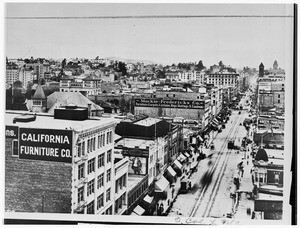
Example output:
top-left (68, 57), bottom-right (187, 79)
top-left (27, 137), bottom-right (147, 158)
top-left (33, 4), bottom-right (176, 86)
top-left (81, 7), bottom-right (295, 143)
top-left (132, 205), bottom-right (145, 216)
top-left (155, 176), bottom-right (170, 192)
top-left (212, 118), bottom-right (219, 127)
top-left (167, 166), bottom-right (177, 177)
top-left (174, 159), bottom-right (183, 169)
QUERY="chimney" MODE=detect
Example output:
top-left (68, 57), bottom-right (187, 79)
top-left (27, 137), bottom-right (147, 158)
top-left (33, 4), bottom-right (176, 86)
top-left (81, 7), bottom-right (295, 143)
top-left (88, 103), bottom-right (92, 118)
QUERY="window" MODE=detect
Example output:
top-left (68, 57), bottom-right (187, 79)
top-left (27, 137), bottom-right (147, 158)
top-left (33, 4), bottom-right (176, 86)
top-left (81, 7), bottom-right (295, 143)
top-left (122, 174), bottom-right (126, 187)
top-left (98, 135), bottom-right (101, 148)
top-left (97, 193), bottom-right (104, 209)
top-left (106, 169), bottom-right (111, 182)
top-left (109, 132), bottom-right (113, 143)
top-left (105, 206), bottom-right (112, 215)
top-left (87, 179), bottom-right (95, 196)
top-left (78, 163), bottom-right (85, 179)
top-left (106, 188), bottom-right (111, 202)
top-left (77, 142), bottom-right (82, 157)
top-left (106, 132), bottom-right (109, 144)
top-left (278, 99), bottom-right (280, 103)
top-left (173, 94), bottom-right (175, 97)
top-left (87, 158), bottom-right (95, 174)
top-left (78, 186), bottom-right (84, 203)
top-left (87, 139), bottom-right (90, 152)
top-left (82, 141), bottom-right (85, 155)
top-left (92, 137), bottom-right (96, 151)
top-left (107, 150), bottom-right (112, 163)
top-left (12, 140), bottom-right (18, 156)
top-left (98, 154), bottom-right (104, 168)
top-left (86, 201), bottom-right (94, 214)
top-left (278, 94), bottom-right (280, 98)
top-left (97, 173), bottom-right (104, 189)
top-left (102, 134), bottom-right (105, 147)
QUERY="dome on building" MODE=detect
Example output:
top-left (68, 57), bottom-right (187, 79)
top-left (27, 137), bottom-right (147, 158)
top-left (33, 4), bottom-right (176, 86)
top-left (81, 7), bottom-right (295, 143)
top-left (255, 148), bottom-right (268, 162)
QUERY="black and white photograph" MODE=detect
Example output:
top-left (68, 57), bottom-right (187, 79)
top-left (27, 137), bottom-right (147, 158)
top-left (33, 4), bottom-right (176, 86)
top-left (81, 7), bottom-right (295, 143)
top-left (3, 2), bottom-right (296, 225)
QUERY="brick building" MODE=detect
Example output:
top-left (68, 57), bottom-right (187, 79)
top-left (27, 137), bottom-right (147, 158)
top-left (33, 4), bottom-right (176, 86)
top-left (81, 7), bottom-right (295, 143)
top-left (5, 107), bottom-right (128, 215)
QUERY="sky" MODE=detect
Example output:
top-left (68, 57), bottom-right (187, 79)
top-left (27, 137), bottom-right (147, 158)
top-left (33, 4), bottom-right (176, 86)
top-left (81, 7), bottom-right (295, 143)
top-left (5, 3), bottom-right (294, 69)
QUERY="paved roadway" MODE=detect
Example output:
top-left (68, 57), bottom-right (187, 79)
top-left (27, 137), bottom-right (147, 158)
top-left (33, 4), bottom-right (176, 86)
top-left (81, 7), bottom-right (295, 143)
top-left (168, 109), bottom-right (249, 218)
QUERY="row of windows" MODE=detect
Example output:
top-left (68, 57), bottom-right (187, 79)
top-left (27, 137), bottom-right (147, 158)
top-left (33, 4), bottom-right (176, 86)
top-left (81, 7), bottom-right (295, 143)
top-left (78, 185), bottom-right (111, 209)
top-left (115, 174), bottom-right (127, 194)
top-left (77, 130), bottom-right (114, 157)
top-left (128, 181), bottom-right (148, 207)
top-left (114, 193), bottom-right (126, 214)
top-left (78, 150), bottom-right (112, 179)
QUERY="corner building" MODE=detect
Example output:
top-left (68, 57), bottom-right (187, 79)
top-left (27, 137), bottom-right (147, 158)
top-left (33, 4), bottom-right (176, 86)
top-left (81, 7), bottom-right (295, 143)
top-left (5, 107), bottom-right (127, 215)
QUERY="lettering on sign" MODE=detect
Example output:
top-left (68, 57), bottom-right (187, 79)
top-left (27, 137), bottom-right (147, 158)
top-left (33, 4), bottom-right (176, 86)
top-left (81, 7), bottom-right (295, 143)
top-left (135, 98), bottom-right (205, 109)
top-left (5, 126), bottom-right (19, 139)
top-left (19, 128), bottom-right (73, 163)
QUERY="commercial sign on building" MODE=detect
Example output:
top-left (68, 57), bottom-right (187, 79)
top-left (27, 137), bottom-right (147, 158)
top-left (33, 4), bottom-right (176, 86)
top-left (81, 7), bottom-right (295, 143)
top-left (258, 117), bottom-right (284, 130)
top-left (259, 82), bottom-right (271, 91)
top-left (19, 128), bottom-right (73, 163)
top-left (5, 125), bottom-right (19, 139)
top-left (135, 98), bottom-right (205, 109)
top-left (122, 147), bottom-right (149, 157)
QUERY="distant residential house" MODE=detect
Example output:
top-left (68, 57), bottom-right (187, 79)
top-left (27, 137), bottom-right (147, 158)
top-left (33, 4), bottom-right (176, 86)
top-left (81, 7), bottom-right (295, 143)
top-left (96, 100), bottom-right (120, 114)
top-left (59, 74), bottom-right (101, 96)
top-left (47, 91), bottom-right (104, 116)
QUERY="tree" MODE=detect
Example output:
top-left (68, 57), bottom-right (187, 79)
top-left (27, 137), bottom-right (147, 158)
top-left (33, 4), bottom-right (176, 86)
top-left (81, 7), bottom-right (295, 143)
top-left (218, 61), bottom-right (224, 67)
top-left (62, 58), bottom-right (67, 69)
top-left (196, 60), bottom-right (204, 71)
top-left (13, 80), bottom-right (23, 89)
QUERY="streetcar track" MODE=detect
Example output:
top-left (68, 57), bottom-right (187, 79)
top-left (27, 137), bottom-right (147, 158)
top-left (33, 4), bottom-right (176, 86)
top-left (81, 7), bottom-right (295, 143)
top-left (189, 111), bottom-right (243, 217)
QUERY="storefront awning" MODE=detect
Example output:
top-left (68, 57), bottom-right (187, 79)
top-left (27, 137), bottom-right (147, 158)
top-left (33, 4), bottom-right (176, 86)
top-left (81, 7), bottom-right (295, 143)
top-left (197, 135), bottom-right (203, 141)
top-left (132, 205), bottom-right (145, 216)
top-left (167, 166), bottom-right (177, 177)
top-left (177, 153), bottom-right (187, 163)
top-left (154, 176), bottom-right (170, 192)
top-left (174, 159), bottom-right (183, 170)
top-left (143, 195), bottom-right (154, 205)
top-left (184, 152), bottom-right (190, 158)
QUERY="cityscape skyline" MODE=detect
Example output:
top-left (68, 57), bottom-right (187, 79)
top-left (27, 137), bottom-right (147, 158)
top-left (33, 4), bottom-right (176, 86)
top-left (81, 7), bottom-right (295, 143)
top-left (5, 3), bottom-right (293, 69)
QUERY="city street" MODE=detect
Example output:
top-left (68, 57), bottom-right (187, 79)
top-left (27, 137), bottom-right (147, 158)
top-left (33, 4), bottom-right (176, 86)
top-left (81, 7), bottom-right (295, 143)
top-left (168, 109), bottom-right (249, 218)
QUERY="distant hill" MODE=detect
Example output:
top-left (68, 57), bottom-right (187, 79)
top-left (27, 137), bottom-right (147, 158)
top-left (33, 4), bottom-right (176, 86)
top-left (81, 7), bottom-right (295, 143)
top-left (105, 56), bottom-right (158, 65)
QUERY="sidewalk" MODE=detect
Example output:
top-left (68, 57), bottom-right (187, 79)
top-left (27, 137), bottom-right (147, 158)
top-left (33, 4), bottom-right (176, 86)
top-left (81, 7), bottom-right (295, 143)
top-left (234, 150), bottom-right (254, 219)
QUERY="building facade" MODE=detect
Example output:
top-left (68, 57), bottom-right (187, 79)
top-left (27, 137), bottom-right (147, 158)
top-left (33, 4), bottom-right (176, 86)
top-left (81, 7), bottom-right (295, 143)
top-left (5, 107), bottom-right (127, 215)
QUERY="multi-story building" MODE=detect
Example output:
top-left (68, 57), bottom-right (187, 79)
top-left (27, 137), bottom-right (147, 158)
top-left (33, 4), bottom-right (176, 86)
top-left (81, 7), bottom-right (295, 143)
top-left (257, 77), bottom-right (285, 113)
top-left (6, 66), bottom-right (19, 88)
top-left (5, 106), bottom-right (127, 215)
top-left (134, 91), bottom-right (210, 131)
top-left (60, 75), bottom-right (102, 96)
top-left (252, 148), bottom-right (283, 219)
top-left (114, 117), bottom-right (183, 215)
top-left (206, 72), bottom-right (239, 88)
top-left (19, 67), bottom-right (34, 88)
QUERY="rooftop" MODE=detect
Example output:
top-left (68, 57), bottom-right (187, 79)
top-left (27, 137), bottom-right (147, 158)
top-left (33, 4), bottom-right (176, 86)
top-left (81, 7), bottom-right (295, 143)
top-left (115, 138), bottom-right (154, 149)
top-left (5, 111), bottom-right (116, 133)
top-left (128, 174), bottom-right (145, 192)
top-left (134, 117), bottom-right (161, 127)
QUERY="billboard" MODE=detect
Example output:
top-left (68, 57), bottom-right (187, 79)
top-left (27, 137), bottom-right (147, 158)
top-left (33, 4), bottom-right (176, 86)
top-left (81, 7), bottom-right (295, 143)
top-left (19, 128), bottom-right (73, 163)
top-left (135, 98), bottom-right (205, 109)
top-left (128, 156), bottom-right (147, 175)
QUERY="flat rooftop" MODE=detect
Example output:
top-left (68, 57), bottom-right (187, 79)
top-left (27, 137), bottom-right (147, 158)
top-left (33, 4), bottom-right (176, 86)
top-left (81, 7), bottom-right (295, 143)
top-left (128, 174), bottom-right (145, 192)
top-left (134, 117), bottom-right (161, 127)
top-left (257, 193), bottom-right (283, 201)
top-left (115, 138), bottom-right (154, 149)
top-left (5, 111), bottom-right (116, 132)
